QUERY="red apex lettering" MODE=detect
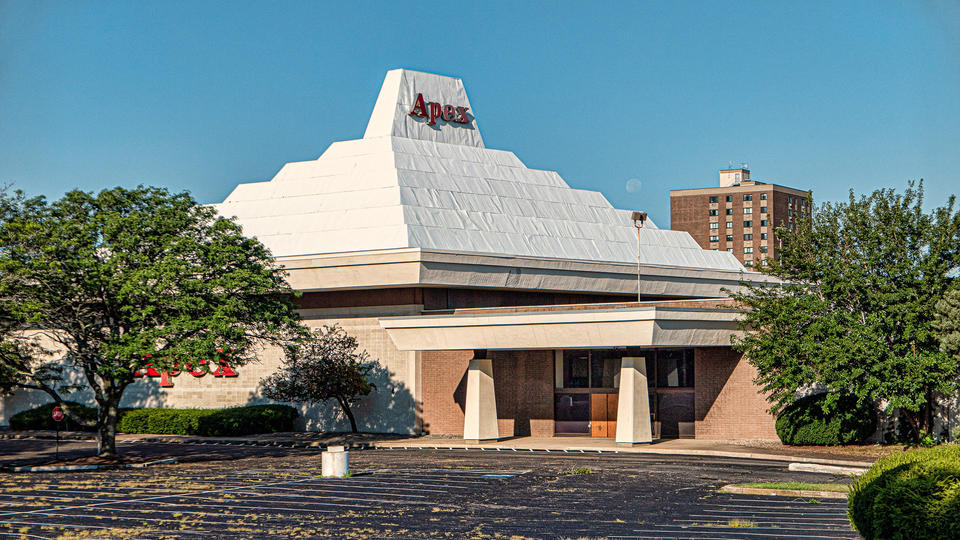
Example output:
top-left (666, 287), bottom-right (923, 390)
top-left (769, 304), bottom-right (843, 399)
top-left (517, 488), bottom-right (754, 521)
top-left (410, 93), bottom-right (428, 118)
top-left (408, 93), bottom-right (470, 125)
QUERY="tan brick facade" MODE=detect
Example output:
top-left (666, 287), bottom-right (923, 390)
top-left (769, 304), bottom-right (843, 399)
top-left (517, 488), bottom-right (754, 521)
top-left (694, 347), bottom-right (777, 439)
top-left (421, 350), bottom-right (555, 437)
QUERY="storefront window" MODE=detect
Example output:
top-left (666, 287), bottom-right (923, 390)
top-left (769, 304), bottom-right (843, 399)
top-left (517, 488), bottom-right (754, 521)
top-left (656, 349), bottom-right (694, 387)
top-left (563, 350), bottom-right (620, 388)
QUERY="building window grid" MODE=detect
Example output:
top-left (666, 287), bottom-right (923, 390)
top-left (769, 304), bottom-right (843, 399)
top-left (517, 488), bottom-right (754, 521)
top-left (743, 194), bottom-right (753, 201)
top-left (743, 234), bottom-right (753, 240)
top-left (743, 220), bottom-right (753, 227)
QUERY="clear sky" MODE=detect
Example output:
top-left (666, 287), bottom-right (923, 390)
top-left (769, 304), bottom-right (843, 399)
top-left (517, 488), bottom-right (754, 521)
top-left (2, 1), bottom-right (958, 226)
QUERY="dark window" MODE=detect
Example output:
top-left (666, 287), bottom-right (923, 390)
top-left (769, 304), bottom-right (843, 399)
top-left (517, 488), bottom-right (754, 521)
top-left (709, 209), bottom-right (718, 216)
top-left (743, 220), bottom-right (753, 227)
top-left (562, 350), bottom-right (590, 388)
top-left (656, 350), bottom-right (694, 387)
top-left (743, 194), bottom-right (753, 201)
top-left (562, 350), bottom-right (618, 389)
top-left (760, 206), bottom-right (767, 213)
top-left (760, 193), bottom-right (767, 200)
top-left (725, 234), bottom-right (733, 241)
top-left (743, 233), bottom-right (753, 240)
top-left (760, 219), bottom-right (768, 226)
top-left (760, 246), bottom-right (768, 253)
top-left (760, 233), bottom-right (768, 240)
top-left (725, 195), bottom-right (733, 202)
top-left (725, 208), bottom-right (733, 215)
top-left (709, 196), bottom-right (718, 203)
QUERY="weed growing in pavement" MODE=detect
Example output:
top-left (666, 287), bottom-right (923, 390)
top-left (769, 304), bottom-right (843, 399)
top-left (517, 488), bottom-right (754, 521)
top-left (727, 519), bottom-right (759, 528)
top-left (560, 466), bottom-right (593, 475)
top-left (808, 498), bottom-right (821, 504)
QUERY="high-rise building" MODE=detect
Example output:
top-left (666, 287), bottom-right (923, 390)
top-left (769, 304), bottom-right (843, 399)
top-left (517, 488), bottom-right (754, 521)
top-left (670, 168), bottom-right (809, 269)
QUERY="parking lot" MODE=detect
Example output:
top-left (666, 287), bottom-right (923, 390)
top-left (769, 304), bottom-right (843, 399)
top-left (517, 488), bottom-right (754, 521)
top-left (0, 445), bottom-right (860, 539)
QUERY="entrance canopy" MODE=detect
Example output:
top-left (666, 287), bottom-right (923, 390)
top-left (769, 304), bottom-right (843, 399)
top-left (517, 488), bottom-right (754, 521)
top-left (380, 304), bottom-right (741, 351)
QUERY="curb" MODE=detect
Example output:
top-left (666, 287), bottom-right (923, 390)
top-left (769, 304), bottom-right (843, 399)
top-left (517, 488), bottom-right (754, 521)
top-left (369, 442), bottom-right (875, 468)
top-left (789, 462), bottom-right (867, 475)
top-left (720, 484), bottom-right (849, 499)
top-left (10, 457), bottom-right (179, 473)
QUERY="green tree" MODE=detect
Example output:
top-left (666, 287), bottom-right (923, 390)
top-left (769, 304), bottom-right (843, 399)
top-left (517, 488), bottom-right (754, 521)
top-left (0, 186), bottom-right (303, 456)
top-left (934, 287), bottom-right (960, 361)
top-left (730, 182), bottom-right (960, 441)
top-left (260, 324), bottom-right (375, 433)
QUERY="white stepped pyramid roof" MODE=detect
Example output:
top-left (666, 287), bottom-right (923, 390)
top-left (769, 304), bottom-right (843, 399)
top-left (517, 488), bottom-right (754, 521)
top-left (216, 69), bottom-right (744, 272)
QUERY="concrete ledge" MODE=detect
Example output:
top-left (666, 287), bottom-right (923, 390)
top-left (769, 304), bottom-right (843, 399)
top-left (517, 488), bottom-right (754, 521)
top-left (720, 484), bottom-right (849, 499)
top-left (789, 462), bottom-right (868, 475)
top-left (371, 440), bottom-right (875, 468)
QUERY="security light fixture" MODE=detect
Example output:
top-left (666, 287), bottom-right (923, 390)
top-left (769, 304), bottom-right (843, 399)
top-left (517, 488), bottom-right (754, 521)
top-left (631, 211), bottom-right (648, 228)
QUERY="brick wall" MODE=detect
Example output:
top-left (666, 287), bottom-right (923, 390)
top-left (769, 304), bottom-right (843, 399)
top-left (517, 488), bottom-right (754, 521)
top-left (694, 347), bottom-right (777, 439)
top-left (420, 350), bottom-right (555, 437)
top-left (420, 350), bottom-right (472, 435)
top-left (490, 350), bottom-right (555, 437)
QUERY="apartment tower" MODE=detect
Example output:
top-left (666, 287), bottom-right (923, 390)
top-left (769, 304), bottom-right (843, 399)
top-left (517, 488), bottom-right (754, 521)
top-left (670, 168), bottom-right (809, 268)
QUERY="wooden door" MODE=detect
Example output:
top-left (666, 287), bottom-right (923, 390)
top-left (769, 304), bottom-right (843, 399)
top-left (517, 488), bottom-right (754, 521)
top-left (590, 395), bottom-right (607, 437)
top-left (590, 393), bottom-right (619, 437)
top-left (606, 393), bottom-right (618, 436)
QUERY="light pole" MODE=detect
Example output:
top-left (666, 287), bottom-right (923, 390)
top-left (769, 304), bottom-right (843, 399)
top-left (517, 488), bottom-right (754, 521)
top-left (631, 211), bottom-right (647, 302)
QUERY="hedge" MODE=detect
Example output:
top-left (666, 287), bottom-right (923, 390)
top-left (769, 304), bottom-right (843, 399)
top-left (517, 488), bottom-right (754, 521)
top-left (8, 401), bottom-right (101, 432)
top-left (848, 445), bottom-right (960, 539)
top-left (117, 405), bottom-right (299, 436)
top-left (775, 392), bottom-right (877, 445)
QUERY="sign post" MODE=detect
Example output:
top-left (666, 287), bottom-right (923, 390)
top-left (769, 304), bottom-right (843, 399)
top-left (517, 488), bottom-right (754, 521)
top-left (52, 405), bottom-right (64, 461)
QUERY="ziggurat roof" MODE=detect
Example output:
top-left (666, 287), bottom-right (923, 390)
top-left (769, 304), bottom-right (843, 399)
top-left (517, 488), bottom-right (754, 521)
top-left (216, 69), bottom-right (744, 272)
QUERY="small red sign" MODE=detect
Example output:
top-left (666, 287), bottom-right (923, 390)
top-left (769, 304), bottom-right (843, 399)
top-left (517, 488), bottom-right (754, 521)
top-left (52, 406), bottom-right (64, 422)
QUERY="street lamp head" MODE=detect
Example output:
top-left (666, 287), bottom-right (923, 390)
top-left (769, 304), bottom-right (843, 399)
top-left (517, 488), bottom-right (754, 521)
top-left (631, 211), bottom-right (647, 229)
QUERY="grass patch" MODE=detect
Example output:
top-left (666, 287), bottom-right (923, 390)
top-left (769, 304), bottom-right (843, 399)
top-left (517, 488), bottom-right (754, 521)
top-left (734, 481), bottom-right (849, 492)
top-left (560, 466), bottom-right (594, 475)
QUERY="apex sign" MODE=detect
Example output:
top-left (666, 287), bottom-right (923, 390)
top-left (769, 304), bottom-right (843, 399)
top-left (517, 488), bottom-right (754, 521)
top-left (409, 93), bottom-right (470, 126)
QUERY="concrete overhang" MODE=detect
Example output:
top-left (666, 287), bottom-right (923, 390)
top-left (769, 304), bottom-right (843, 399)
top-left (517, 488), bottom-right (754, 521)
top-left (379, 307), bottom-right (743, 351)
top-left (277, 248), bottom-right (779, 298)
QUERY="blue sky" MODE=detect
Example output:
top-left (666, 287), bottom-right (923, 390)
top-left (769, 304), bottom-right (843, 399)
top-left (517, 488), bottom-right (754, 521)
top-left (1, 1), bottom-right (958, 225)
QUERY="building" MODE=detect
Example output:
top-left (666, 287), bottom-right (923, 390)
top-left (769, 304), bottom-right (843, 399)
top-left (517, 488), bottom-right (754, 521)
top-left (670, 169), bottom-right (809, 268)
top-left (0, 69), bottom-right (782, 442)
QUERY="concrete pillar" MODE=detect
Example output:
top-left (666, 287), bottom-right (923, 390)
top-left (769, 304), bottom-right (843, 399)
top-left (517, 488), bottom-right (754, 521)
top-left (615, 357), bottom-right (653, 444)
top-left (463, 357), bottom-right (499, 441)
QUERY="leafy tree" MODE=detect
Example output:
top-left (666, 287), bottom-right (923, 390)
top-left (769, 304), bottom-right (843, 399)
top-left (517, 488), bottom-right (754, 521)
top-left (730, 182), bottom-right (960, 441)
top-left (261, 324), bottom-right (375, 433)
top-left (0, 186), bottom-right (303, 456)
top-left (934, 287), bottom-right (960, 361)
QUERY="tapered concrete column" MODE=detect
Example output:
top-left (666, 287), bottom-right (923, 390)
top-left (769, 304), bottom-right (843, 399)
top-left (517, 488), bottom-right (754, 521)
top-left (615, 357), bottom-right (653, 444)
top-left (463, 357), bottom-right (499, 441)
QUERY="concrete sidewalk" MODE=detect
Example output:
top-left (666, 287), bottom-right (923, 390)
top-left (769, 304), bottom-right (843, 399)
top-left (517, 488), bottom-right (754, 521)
top-left (0, 429), bottom-right (886, 468)
top-left (373, 436), bottom-right (879, 468)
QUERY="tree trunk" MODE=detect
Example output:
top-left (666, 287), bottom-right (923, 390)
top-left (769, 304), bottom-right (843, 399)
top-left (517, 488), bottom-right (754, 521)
top-left (337, 396), bottom-right (359, 433)
top-left (97, 398), bottom-right (121, 457)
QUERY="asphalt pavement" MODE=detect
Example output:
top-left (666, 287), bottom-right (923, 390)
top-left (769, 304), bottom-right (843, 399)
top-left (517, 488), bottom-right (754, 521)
top-left (0, 444), bottom-right (861, 539)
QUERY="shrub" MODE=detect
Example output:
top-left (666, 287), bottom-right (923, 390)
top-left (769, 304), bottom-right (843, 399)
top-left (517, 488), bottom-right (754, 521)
top-left (117, 405), bottom-right (298, 436)
top-left (848, 445), bottom-right (960, 539)
top-left (775, 392), bottom-right (877, 445)
top-left (8, 401), bottom-right (100, 432)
